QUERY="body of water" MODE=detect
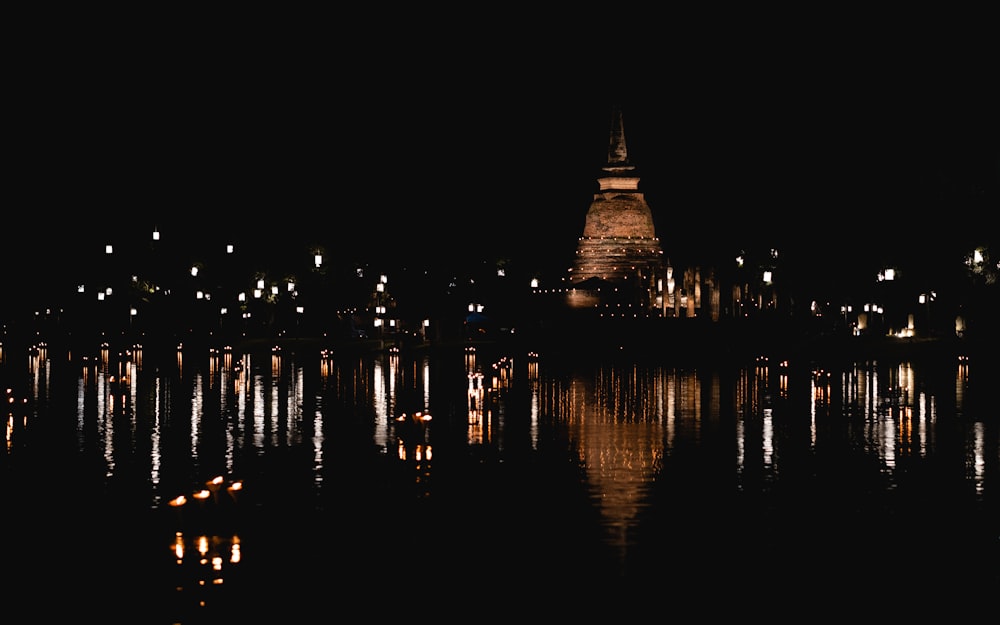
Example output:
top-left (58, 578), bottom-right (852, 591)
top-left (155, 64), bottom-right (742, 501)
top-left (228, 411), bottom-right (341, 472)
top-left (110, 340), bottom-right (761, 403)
top-left (2, 339), bottom-right (997, 622)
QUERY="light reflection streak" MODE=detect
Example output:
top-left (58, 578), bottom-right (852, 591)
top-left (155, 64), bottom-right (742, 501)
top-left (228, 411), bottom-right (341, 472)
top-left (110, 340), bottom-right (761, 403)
top-left (150, 376), bottom-right (163, 503)
top-left (373, 358), bottom-right (390, 451)
top-left (128, 358), bottom-right (138, 452)
top-left (956, 358), bottom-right (968, 412)
top-left (528, 354), bottom-right (540, 449)
top-left (288, 361), bottom-right (304, 447)
top-left (313, 404), bottom-right (324, 491)
top-left (881, 405), bottom-right (897, 472)
top-left (236, 354), bottom-right (249, 445)
top-left (970, 422), bottom-right (985, 497)
top-left (467, 372), bottom-right (485, 445)
top-left (737, 362), bottom-right (774, 487)
top-left (269, 358), bottom-right (280, 447)
top-left (308, 358), bottom-right (325, 491)
top-left (253, 370), bottom-right (265, 448)
top-left (422, 360), bottom-right (431, 410)
top-left (29, 341), bottom-right (995, 586)
top-left (100, 358), bottom-right (114, 477)
top-left (76, 368), bottom-right (87, 452)
top-left (191, 372), bottom-right (204, 462)
top-left (218, 356), bottom-right (236, 476)
top-left (762, 407), bottom-right (774, 469)
top-left (917, 392), bottom-right (931, 456)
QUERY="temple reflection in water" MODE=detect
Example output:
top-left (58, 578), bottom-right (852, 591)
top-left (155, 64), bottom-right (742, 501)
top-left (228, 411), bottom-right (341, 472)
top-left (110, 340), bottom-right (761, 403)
top-left (8, 345), bottom-right (989, 509)
top-left (3, 341), bottom-right (995, 612)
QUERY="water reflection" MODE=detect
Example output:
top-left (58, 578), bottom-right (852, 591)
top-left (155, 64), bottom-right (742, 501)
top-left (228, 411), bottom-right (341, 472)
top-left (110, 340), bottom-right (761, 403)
top-left (3, 341), bottom-right (997, 616)
top-left (533, 362), bottom-right (707, 564)
top-left (7, 345), bottom-right (997, 510)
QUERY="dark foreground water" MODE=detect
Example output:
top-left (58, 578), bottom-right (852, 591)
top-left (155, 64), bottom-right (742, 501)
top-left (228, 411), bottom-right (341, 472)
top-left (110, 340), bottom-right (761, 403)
top-left (2, 339), bottom-right (997, 622)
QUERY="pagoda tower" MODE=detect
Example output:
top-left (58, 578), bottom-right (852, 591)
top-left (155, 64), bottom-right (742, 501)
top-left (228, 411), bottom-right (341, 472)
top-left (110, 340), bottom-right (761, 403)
top-left (566, 105), bottom-right (665, 312)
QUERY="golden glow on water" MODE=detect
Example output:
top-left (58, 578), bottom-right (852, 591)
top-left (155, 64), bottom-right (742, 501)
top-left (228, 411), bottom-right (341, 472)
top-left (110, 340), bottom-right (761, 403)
top-left (373, 357), bottom-right (392, 450)
top-left (539, 362), bottom-right (707, 560)
top-left (971, 423), bottom-right (986, 496)
top-left (173, 533), bottom-right (185, 560)
top-left (467, 372), bottom-right (485, 444)
top-left (191, 373), bottom-right (204, 463)
top-left (6, 340), bottom-right (998, 606)
top-left (956, 357), bottom-right (968, 411)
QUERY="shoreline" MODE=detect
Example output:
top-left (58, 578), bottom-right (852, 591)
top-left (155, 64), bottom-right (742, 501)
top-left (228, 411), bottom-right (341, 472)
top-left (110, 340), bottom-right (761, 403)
top-left (3, 320), bottom-right (994, 371)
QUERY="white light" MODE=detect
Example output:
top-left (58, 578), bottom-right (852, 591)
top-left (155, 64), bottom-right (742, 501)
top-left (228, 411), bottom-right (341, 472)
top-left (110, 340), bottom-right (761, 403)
top-left (190, 266), bottom-right (198, 277)
top-left (152, 230), bottom-right (160, 241)
top-left (314, 254), bottom-right (322, 267)
top-left (105, 245), bottom-right (113, 254)
top-left (227, 244), bottom-right (234, 254)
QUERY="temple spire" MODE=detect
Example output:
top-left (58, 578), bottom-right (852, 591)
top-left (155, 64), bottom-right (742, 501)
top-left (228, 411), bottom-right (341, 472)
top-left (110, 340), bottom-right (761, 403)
top-left (607, 104), bottom-right (629, 165)
top-left (598, 105), bottom-right (638, 189)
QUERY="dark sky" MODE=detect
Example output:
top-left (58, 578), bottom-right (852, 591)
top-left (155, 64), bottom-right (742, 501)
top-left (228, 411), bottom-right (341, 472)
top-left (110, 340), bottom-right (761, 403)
top-left (7, 23), bottom-right (998, 305)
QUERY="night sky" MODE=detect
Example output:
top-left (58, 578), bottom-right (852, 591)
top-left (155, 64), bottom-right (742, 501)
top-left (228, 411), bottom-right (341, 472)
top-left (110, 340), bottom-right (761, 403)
top-left (7, 23), bottom-right (998, 311)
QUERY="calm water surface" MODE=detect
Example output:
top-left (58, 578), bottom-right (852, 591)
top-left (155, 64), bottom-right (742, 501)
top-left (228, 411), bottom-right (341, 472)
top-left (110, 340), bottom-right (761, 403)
top-left (3, 341), bottom-right (997, 622)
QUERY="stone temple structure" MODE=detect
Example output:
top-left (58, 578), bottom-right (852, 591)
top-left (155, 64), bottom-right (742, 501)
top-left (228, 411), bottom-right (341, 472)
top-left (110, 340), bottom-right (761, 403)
top-left (566, 106), bottom-right (666, 313)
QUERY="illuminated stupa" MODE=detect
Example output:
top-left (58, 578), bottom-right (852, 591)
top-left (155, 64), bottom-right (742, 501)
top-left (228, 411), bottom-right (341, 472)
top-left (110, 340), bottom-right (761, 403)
top-left (567, 105), bottom-right (665, 311)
